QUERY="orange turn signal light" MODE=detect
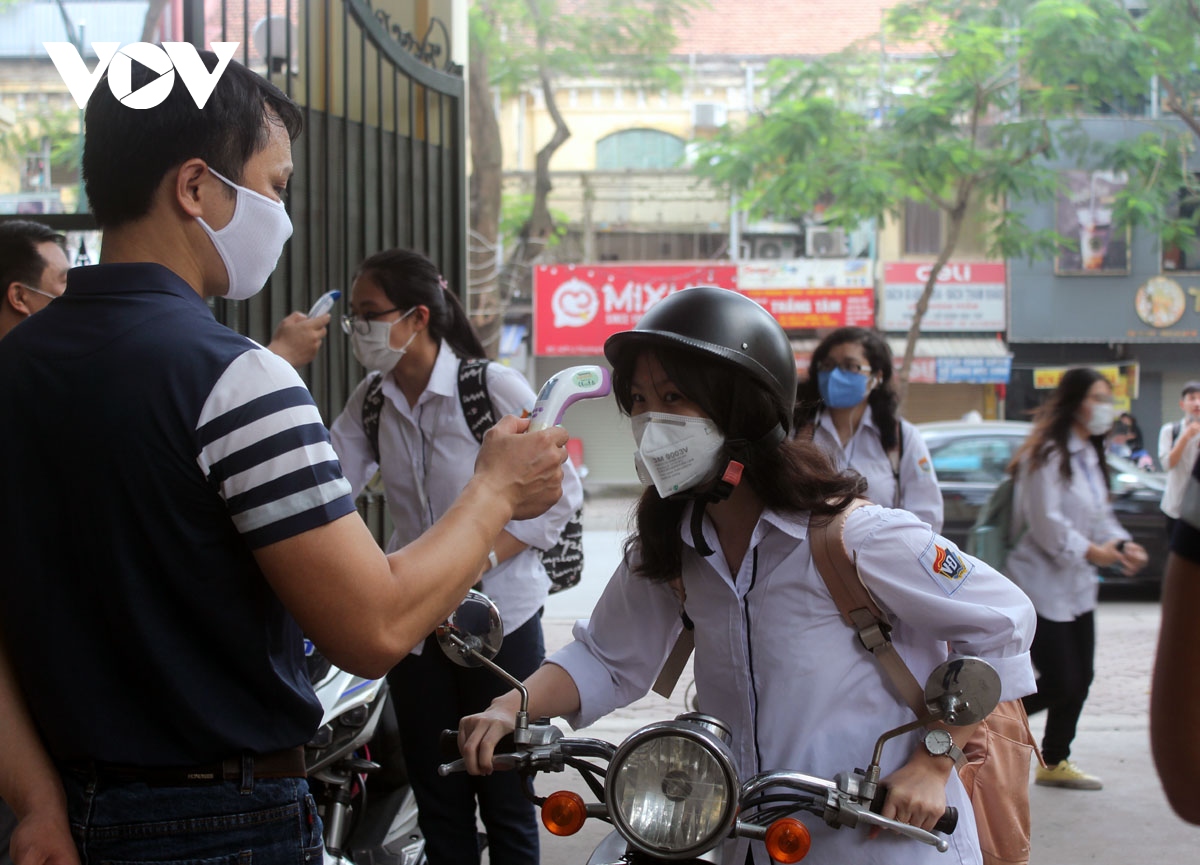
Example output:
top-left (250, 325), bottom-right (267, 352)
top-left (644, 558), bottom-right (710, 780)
top-left (765, 817), bottom-right (812, 863)
top-left (541, 790), bottom-right (588, 836)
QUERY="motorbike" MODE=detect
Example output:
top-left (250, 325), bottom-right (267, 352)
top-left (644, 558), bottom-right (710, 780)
top-left (434, 591), bottom-right (1000, 864)
top-left (304, 639), bottom-right (427, 865)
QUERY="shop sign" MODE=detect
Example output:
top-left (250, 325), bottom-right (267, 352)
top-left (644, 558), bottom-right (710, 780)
top-left (741, 287), bottom-right (874, 328)
top-left (533, 264), bottom-right (738, 355)
top-left (936, 356), bottom-right (1012, 384)
top-left (882, 262), bottom-right (1006, 331)
top-left (1033, 363), bottom-right (1140, 412)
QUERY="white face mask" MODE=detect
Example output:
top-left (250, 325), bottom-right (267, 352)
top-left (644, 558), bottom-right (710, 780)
top-left (197, 167), bottom-right (293, 301)
top-left (631, 412), bottom-right (726, 498)
top-left (1086, 402), bottom-right (1115, 437)
top-left (350, 309), bottom-right (417, 374)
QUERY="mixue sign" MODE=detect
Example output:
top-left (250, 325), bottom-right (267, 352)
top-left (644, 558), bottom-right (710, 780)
top-left (46, 42), bottom-right (240, 110)
top-left (534, 264), bottom-right (738, 355)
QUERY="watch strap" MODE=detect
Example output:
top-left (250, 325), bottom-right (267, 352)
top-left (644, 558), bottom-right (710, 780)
top-left (487, 549), bottom-right (500, 570)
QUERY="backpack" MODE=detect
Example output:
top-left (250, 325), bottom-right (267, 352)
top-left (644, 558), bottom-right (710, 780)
top-left (809, 500), bottom-right (1041, 865)
top-left (361, 359), bottom-right (584, 594)
top-left (966, 472), bottom-right (1023, 572)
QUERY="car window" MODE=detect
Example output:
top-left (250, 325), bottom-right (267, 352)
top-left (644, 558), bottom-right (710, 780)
top-left (929, 437), bottom-right (1017, 483)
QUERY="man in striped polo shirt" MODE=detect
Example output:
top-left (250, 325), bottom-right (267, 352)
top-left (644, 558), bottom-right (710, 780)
top-left (0, 55), bottom-right (568, 865)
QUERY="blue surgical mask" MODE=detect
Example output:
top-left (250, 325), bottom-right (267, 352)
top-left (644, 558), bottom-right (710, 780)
top-left (818, 367), bottom-right (871, 409)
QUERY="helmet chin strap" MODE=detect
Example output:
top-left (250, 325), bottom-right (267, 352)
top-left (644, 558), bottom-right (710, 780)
top-left (685, 421), bottom-right (786, 557)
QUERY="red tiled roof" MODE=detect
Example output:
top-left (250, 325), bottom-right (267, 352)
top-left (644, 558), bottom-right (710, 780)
top-left (669, 0), bottom-right (903, 58)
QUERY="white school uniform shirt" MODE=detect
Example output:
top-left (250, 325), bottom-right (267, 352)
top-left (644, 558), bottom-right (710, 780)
top-left (1158, 419), bottom-right (1200, 518)
top-left (550, 504), bottom-right (1036, 865)
top-left (1006, 434), bottom-right (1129, 622)
top-left (330, 341), bottom-right (584, 647)
top-left (812, 409), bottom-right (945, 531)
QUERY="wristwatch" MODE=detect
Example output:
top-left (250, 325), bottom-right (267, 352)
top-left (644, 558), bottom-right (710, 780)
top-left (922, 728), bottom-right (965, 767)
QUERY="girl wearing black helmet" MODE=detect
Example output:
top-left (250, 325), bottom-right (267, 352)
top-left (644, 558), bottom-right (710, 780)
top-left (794, 327), bottom-right (944, 532)
top-left (457, 287), bottom-right (1035, 865)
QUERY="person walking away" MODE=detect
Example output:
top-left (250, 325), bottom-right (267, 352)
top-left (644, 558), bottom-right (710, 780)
top-left (0, 55), bottom-right (568, 865)
top-left (1006, 367), bottom-right (1148, 790)
top-left (330, 248), bottom-right (583, 865)
top-left (794, 326), bottom-right (944, 531)
top-left (1158, 381), bottom-right (1200, 539)
top-left (456, 287), bottom-right (1036, 865)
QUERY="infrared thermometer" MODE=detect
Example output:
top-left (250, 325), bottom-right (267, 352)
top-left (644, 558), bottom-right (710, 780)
top-left (307, 290), bottom-right (341, 318)
top-left (528, 365), bottom-right (613, 432)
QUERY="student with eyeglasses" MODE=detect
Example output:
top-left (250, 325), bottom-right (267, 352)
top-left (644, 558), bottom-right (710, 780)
top-left (794, 327), bottom-right (944, 531)
top-left (330, 248), bottom-right (583, 865)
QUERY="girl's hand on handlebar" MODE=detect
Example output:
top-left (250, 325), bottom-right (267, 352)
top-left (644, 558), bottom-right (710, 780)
top-left (870, 756), bottom-right (952, 838)
top-left (458, 694), bottom-right (521, 775)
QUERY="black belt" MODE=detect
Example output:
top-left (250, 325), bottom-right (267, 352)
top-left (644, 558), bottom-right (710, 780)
top-left (65, 746), bottom-right (307, 786)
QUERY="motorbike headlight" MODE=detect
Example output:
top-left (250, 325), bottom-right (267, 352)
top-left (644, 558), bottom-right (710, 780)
top-left (605, 713), bottom-right (739, 860)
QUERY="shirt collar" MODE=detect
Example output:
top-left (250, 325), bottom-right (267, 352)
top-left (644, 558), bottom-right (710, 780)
top-left (678, 500), bottom-right (808, 554)
top-left (425, 339), bottom-right (459, 399)
top-left (66, 262), bottom-right (208, 308)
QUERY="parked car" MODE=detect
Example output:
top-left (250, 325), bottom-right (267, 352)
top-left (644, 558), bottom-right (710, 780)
top-left (917, 420), bottom-right (1168, 589)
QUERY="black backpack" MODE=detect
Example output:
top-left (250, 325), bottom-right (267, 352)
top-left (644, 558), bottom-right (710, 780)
top-left (361, 359), bottom-right (583, 593)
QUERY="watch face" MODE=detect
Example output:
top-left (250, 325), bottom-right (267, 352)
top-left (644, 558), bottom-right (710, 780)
top-left (924, 728), bottom-right (953, 756)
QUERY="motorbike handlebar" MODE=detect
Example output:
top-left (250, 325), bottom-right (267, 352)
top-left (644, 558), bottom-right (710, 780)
top-left (439, 729), bottom-right (516, 760)
top-left (870, 784), bottom-right (958, 835)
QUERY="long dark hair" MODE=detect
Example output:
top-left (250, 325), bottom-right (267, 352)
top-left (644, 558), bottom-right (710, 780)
top-left (1011, 366), bottom-right (1111, 488)
top-left (793, 327), bottom-right (900, 451)
top-left (355, 249), bottom-right (486, 360)
top-left (613, 344), bottom-right (863, 583)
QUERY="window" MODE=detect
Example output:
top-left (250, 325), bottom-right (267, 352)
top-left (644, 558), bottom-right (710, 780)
top-left (595, 129), bottom-right (685, 171)
top-left (903, 200), bottom-right (942, 254)
top-left (929, 438), bottom-right (1017, 484)
top-left (1163, 177), bottom-right (1200, 274)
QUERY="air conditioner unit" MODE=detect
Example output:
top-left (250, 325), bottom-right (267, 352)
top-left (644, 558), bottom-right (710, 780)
top-left (806, 226), bottom-right (848, 258)
top-left (751, 236), bottom-right (799, 260)
top-left (692, 102), bottom-right (728, 130)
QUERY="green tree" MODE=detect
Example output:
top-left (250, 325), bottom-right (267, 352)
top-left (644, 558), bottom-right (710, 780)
top-left (695, 0), bottom-right (1183, 401)
top-left (468, 0), bottom-right (699, 354)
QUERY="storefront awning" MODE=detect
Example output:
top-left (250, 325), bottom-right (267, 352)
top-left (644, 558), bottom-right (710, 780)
top-left (791, 337), bottom-right (1012, 384)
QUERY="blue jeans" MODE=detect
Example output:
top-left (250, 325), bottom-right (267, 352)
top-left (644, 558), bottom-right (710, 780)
top-left (388, 611), bottom-right (545, 865)
top-left (60, 769), bottom-right (323, 864)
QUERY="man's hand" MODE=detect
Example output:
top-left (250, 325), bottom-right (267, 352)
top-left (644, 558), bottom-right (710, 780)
top-left (10, 809), bottom-right (79, 865)
top-left (474, 415), bottom-right (569, 520)
top-left (267, 312), bottom-right (330, 368)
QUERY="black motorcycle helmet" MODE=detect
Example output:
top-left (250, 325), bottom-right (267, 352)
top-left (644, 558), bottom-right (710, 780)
top-left (604, 286), bottom-right (797, 437)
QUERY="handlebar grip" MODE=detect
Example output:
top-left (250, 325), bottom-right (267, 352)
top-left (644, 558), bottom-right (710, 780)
top-left (439, 729), bottom-right (518, 759)
top-left (870, 785), bottom-right (958, 835)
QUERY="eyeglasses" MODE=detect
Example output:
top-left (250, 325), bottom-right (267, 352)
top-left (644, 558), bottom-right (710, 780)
top-left (340, 307), bottom-right (401, 336)
top-left (817, 359), bottom-right (869, 375)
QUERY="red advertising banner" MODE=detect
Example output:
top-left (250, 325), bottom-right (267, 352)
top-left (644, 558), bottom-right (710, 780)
top-left (741, 288), bottom-right (874, 329)
top-left (533, 264), bottom-right (738, 356)
top-left (535, 263), bottom-right (877, 355)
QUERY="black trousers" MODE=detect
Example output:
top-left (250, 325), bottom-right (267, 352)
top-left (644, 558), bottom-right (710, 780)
top-left (1022, 610), bottom-right (1096, 765)
top-left (387, 611), bottom-right (545, 865)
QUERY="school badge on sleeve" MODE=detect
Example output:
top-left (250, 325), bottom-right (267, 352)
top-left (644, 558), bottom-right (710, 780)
top-left (921, 540), bottom-right (975, 595)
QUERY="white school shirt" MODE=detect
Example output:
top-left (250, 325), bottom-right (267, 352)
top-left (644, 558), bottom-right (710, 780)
top-left (1158, 419), bottom-right (1200, 518)
top-left (812, 409), bottom-right (945, 531)
top-left (1006, 435), bottom-right (1129, 622)
top-left (549, 504), bottom-right (1036, 865)
top-left (330, 341), bottom-right (584, 645)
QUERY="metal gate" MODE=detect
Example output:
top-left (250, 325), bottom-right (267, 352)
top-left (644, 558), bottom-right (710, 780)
top-left (194, 0), bottom-right (466, 424)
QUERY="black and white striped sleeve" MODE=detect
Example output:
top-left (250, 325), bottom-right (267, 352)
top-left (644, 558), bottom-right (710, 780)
top-left (195, 348), bottom-right (357, 548)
